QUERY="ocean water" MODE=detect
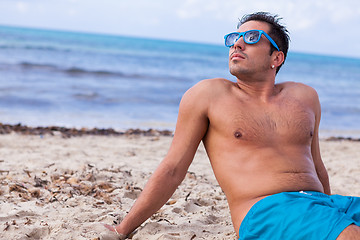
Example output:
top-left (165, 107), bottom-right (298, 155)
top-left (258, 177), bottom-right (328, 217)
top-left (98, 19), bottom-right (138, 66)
top-left (0, 25), bottom-right (359, 137)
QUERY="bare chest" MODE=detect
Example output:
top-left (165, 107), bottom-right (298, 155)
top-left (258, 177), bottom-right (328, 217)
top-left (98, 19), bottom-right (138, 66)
top-left (209, 97), bottom-right (315, 144)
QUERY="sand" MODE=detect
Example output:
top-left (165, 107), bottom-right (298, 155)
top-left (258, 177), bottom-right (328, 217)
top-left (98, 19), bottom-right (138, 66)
top-left (0, 132), bottom-right (359, 239)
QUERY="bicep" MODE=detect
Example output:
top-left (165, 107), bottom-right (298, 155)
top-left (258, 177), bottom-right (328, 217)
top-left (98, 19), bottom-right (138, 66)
top-left (310, 89), bottom-right (331, 194)
top-left (163, 84), bottom-right (210, 180)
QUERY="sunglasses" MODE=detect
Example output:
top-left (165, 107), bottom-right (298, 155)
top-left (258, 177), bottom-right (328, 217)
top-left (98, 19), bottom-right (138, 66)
top-left (224, 30), bottom-right (279, 51)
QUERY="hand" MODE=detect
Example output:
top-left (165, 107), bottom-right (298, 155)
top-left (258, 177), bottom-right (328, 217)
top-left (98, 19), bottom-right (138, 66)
top-left (102, 224), bottom-right (127, 240)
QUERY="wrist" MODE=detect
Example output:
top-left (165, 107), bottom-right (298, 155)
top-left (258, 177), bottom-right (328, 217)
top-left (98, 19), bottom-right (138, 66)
top-left (114, 226), bottom-right (127, 240)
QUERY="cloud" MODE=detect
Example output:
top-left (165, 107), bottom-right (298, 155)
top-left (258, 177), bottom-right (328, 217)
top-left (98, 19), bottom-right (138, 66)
top-left (1, 0), bottom-right (359, 58)
top-left (16, 1), bottom-right (28, 13)
top-left (175, 0), bottom-right (360, 31)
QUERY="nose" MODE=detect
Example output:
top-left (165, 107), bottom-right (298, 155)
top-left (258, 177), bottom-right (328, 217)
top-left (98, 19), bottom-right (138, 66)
top-left (232, 36), bottom-right (245, 50)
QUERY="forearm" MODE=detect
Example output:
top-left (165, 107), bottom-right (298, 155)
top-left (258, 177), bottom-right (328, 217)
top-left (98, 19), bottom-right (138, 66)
top-left (111, 82), bottom-right (208, 236)
top-left (318, 168), bottom-right (331, 195)
top-left (115, 162), bottom-right (184, 235)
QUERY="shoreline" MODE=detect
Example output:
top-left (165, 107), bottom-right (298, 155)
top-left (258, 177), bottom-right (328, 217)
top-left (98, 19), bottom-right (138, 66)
top-left (1, 123), bottom-right (360, 141)
top-left (0, 123), bottom-right (174, 138)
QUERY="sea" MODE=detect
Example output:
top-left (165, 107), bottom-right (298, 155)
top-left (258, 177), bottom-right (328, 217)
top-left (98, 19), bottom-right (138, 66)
top-left (0, 25), bottom-right (359, 138)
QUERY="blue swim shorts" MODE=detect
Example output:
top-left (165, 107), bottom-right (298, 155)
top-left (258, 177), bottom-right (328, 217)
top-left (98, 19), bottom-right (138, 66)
top-left (239, 191), bottom-right (360, 240)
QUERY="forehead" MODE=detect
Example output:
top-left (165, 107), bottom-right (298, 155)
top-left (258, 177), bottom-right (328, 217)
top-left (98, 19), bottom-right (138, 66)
top-left (237, 20), bottom-right (270, 33)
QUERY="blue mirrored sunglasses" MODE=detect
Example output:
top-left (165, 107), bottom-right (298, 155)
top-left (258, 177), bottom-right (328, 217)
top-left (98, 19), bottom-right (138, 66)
top-left (224, 30), bottom-right (279, 51)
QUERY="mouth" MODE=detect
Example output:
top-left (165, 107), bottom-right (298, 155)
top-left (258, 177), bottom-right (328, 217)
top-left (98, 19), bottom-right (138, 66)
top-left (230, 52), bottom-right (246, 60)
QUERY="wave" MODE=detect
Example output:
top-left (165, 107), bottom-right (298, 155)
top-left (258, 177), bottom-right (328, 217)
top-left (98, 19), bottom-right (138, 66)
top-left (0, 43), bottom-right (75, 54)
top-left (0, 61), bottom-right (192, 82)
top-left (18, 62), bottom-right (125, 77)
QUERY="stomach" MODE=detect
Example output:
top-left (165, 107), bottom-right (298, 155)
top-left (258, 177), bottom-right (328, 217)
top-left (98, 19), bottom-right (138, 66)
top-left (206, 145), bottom-right (325, 234)
top-left (222, 169), bottom-right (324, 202)
top-left (220, 170), bottom-right (324, 235)
top-left (208, 142), bottom-right (323, 199)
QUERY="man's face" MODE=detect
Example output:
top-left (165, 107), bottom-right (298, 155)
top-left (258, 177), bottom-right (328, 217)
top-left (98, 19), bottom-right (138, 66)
top-left (228, 20), bottom-right (273, 78)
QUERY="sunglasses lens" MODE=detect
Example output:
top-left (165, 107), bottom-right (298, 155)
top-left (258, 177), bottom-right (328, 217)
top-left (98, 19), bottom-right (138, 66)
top-left (225, 33), bottom-right (239, 47)
top-left (244, 31), bottom-right (260, 44)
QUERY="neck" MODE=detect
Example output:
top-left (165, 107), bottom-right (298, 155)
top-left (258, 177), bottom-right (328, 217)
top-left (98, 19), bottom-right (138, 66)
top-left (236, 76), bottom-right (278, 102)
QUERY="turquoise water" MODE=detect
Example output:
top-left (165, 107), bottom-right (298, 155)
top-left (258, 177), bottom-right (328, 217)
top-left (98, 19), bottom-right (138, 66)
top-left (0, 25), bottom-right (359, 137)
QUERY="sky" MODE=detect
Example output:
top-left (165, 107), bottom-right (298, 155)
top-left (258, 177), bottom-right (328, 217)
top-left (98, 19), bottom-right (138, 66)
top-left (0, 0), bottom-right (360, 59)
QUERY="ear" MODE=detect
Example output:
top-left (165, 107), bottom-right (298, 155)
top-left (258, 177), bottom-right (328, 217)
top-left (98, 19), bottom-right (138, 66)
top-left (272, 51), bottom-right (285, 68)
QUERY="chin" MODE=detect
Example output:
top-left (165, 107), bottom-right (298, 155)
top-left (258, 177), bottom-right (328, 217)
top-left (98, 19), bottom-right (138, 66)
top-left (229, 66), bottom-right (245, 77)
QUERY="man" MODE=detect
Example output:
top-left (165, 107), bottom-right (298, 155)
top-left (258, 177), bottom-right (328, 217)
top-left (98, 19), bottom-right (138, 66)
top-left (104, 12), bottom-right (360, 239)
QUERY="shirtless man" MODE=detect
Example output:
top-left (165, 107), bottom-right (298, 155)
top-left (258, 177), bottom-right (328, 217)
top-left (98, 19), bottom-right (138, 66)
top-left (104, 12), bottom-right (360, 239)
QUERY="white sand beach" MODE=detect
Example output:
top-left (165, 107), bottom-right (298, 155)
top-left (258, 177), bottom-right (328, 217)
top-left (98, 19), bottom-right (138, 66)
top-left (0, 133), bottom-right (359, 239)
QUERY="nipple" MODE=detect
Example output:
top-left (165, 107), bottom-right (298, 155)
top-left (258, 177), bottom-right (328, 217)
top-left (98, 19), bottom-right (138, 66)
top-left (234, 131), bottom-right (242, 139)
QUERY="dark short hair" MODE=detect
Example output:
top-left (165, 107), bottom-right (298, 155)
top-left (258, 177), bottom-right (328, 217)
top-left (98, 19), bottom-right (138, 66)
top-left (238, 12), bottom-right (290, 73)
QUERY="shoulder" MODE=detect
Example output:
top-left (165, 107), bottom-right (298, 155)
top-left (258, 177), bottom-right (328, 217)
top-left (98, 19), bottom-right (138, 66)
top-left (183, 78), bottom-right (234, 100)
top-left (191, 78), bottom-right (234, 89)
top-left (280, 81), bottom-right (316, 91)
top-left (280, 81), bottom-right (321, 114)
top-left (280, 81), bottom-right (319, 101)
top-left (179, 78), bottom-right (234, 115)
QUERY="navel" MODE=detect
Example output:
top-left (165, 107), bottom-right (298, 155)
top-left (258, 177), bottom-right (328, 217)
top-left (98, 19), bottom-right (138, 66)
top-left (234, 130), bottom-right (243, 139)
top-left (310, 131), bottom-right (313, 137)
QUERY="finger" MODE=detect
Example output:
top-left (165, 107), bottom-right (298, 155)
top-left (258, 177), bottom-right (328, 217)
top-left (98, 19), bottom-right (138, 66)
top-left (103, 223), bottom-right (116, 232)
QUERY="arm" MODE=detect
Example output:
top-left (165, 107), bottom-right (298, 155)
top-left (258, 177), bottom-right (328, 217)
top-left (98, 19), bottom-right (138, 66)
top-left (111, 82), bottom-right (210, 236)
top-left (310, 88), bottom-right (331, 195)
